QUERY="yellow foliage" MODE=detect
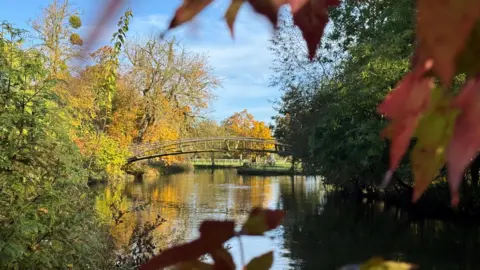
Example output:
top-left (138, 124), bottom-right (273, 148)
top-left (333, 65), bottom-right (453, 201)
top-left (222, 109), bottom-right (274, 152)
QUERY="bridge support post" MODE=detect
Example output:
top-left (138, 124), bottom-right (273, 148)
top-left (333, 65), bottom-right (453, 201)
top-left (211, 152), bottom-right (215, 167)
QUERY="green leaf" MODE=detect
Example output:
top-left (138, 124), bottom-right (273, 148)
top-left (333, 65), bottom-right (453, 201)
top-left (411, 87), bottom-right (459, 202)
top-left (244, 251), bottom-right (273, 270)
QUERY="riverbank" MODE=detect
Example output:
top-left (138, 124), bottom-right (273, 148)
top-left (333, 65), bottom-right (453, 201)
top-left (191, 159), bottom-right (302, 176)
top-left (236, 166), bottom-right (302, 176)
top-left (336, 182), bottom-right (480, 224)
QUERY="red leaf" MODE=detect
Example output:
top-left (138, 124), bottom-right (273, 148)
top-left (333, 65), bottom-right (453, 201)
top-left (292, 0), bottom-right (340, 60)
top-left (140, 221), bottom-right (235, 270)
top-left (241, 208), bottom-right (285, 235)
top-left (175, 260), bottom-right (213, 269)
top-left (168, 0), bottom-right (214, 29)
top-left (289, 0), bottom-right (309, 13)
top-left (84, 0), bottom-right (125, 51)
top-left (377, 61), bottom-right (434, 187)
top-left (447, 77), bottom-right (480, 207)
top-left (199, 221), bottom-right (236, 240)
top-left (247, 0), bottom-right (288, 27)
top-left (416, 0), bottom-right (480, 86)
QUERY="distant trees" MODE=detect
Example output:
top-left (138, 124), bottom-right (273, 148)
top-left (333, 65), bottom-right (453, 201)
top-left (222, 109), bottom-right (273, 139)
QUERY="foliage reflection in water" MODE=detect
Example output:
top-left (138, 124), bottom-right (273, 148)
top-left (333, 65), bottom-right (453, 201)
top-left (95, 169), bottom-right (480, 269)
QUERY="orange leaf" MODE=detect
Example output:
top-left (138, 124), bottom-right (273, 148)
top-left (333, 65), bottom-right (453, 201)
top-left (244, 251), bottom-right (273, 270)
top-left (447, 77), bottom-right (480, 207)
top-left (225, 0), bottom-right (245, 37)
top-left (416, 0), bottom-right (480, 86)
top-left (377, 61), bottom-right (434, 187)
top-left (292, 0), bottom-right (340, 60)
top-left (168, 0), bottom-right (214, 29)
top-left (140, 221), bottom-right (235, 270)
top-left (241, 208), bottom-right (285, 235)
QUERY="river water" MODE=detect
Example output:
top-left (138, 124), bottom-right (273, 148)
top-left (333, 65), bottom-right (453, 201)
top-left (95, 169), bottom-right (480, 269)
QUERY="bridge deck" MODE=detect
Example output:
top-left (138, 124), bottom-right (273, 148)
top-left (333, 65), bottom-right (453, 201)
top-left (127, 137), bottom-right (290, 163)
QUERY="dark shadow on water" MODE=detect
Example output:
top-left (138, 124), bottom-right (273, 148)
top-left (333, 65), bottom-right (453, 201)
top-left (279, 182), bottom-right (480, 270)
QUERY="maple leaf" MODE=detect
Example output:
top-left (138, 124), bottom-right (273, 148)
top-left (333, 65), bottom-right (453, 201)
top-left (211, 247), bottom-right (235, 269)
top-left (289, 0), bottom-right (309, 13)
top-left (456, 21), bottom-right (480, 76)
top-left (140, 221), bottom-right (235, 270)
top-left (377, 60), bottom-right (434, 188)
top-left (447, 76), bottom-right (480, 207)
top-left (241, 208), bottom-right (285, 235)
top-left (247, 0), bottom-right (289, 27)
top-left (411, 87), bottom-right (459, 202)
top-left (244, 251), bottom-right (274, 270)
top-left (225, 0), bottom-right (245, 37)
top-left (168, 0), bottom-right (214, 29)
top-left (292, 0), bottom-right (341, 60)
top-left (416, 0), bottom-right (480, 86)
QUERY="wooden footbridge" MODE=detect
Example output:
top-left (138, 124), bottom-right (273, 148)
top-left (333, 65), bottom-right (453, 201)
top-left (127, 137), bottom-right (290, 163)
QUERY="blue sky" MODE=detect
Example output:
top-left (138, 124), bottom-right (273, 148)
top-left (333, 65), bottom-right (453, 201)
top-left (1, 0), bottom-right (284, 124)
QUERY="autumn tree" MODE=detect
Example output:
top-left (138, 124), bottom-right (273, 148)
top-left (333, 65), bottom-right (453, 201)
top-left (124, 36), bottom-right (220, 144)
top-left (66, 10), bottom-right (133, 179)
top-left (222, 109), bottom-right (272, 139)
top-left (30, 0), bottom-right (83, 80)
top-left (221, 109), bottom-right (274, 159)
top-left (188, 119), bottom-right (228, 138)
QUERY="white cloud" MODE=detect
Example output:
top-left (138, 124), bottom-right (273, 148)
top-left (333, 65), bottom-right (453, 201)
top-left (127, 4), bottom-right (281, 123)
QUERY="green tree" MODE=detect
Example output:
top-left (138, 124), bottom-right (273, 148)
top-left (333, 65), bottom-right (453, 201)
top-left (0, 22), bottom-right (112, 269)
top-left (271, 0), bottom-right (415, 189)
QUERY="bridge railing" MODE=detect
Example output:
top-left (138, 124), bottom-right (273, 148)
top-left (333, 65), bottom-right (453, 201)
top-left (127, 137), bottom-right (291, 163)
top-left (129, 137), bottom-right (286, 150)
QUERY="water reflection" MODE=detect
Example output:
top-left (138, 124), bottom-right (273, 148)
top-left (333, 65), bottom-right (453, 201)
top-left (278, 182), bottom-right (480, 269)
top-left (95, 169), bottom-right (480, 269)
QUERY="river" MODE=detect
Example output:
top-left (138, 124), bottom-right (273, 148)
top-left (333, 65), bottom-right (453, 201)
top-left (94, 169), bottom-right (480, 269)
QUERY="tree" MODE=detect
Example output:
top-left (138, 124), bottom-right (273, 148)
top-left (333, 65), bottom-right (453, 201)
top-left (124, 36), bottom-right (220, 143)
top-left (0, 22), bottom-right (112, 269)
top-left (222, 109), bottom-right (274, 159)
top-left (66, 10), bottom-right (133, 179)
top-left (269, 0), bottom-right (415, 188)
top-left (30, 0), bottom-right (83, 80)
